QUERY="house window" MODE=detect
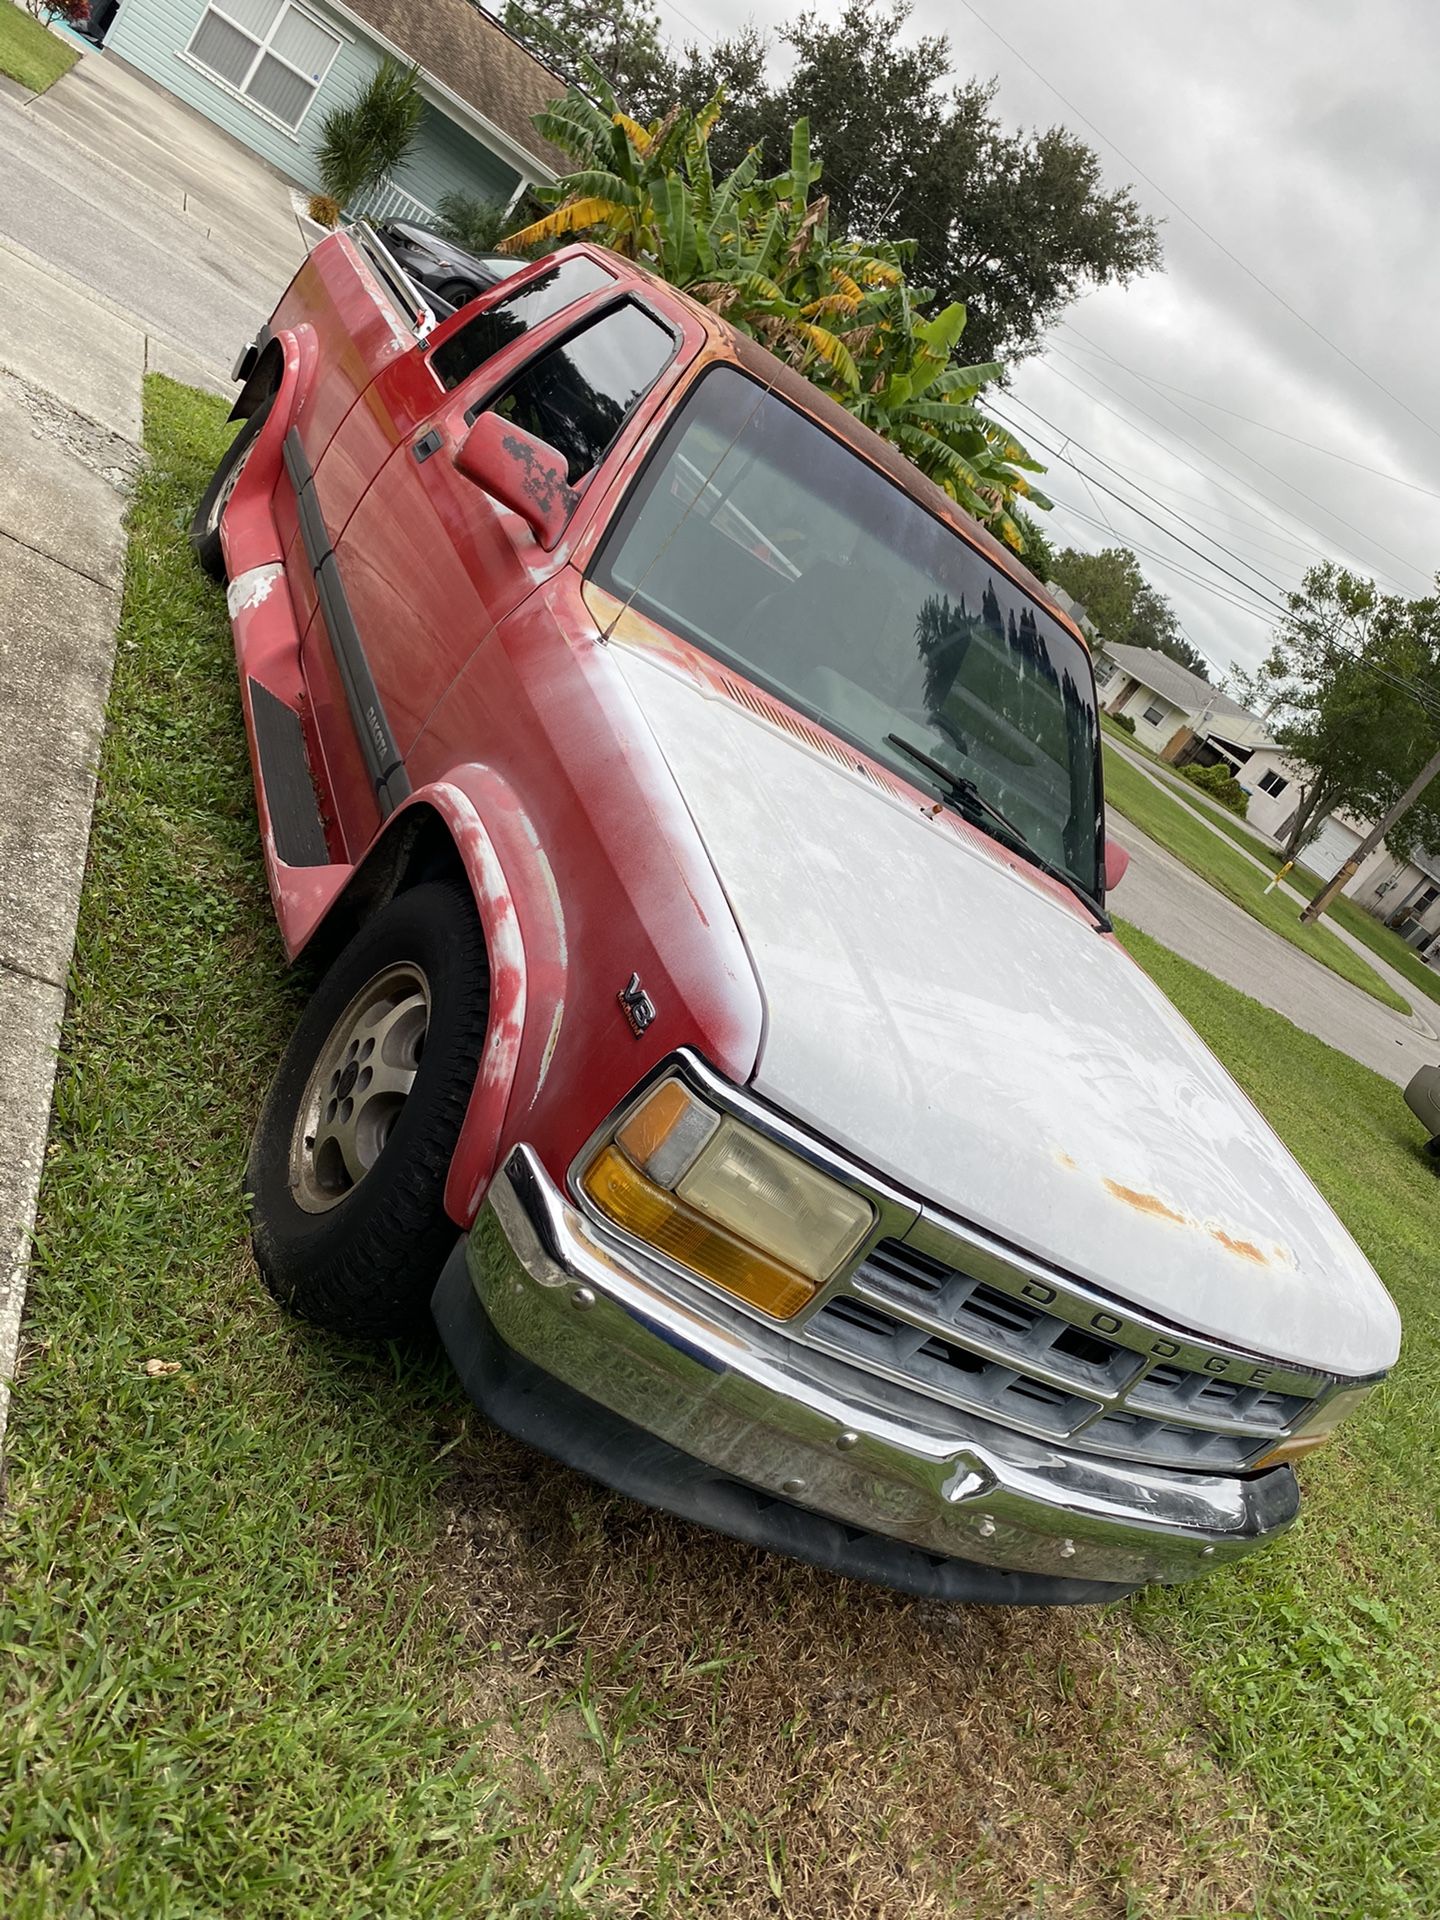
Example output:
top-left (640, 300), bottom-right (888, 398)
top-left (186, 0), bottom-right (340, 131)
top-left (1142, 702), bottom-right (1166, 725)
top-left (1258, 769), bottom-right (1289, 797)
top-left (1093, 658), bottom-right (1114, 683)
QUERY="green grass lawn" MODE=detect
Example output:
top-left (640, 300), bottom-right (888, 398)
top-left (1104, 745), bottom-right (1411, 1013)
top-left (1118, 921), bottom-right (1440, 1918)
top-left (0, 0), bottom-right (76, 92)
top-left (1, 378), bottom-right (1267, 1920)
top-left (4, 377), bottom-right (1440, 1917)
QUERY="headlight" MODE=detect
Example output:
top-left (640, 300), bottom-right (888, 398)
top-left (579, 1077), bottom-right (874, 1320)
top-left (1251, 1382), bottom-right (1379, 1469)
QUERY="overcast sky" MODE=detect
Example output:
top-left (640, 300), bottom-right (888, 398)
top-left (642, 0), bottom-right (1440, 684)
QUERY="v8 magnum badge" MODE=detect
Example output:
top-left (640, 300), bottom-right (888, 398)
top-left (618, 972), bottom-right (656, 1037)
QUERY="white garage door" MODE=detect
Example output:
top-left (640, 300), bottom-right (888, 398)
top-left (1305, 815), bottom-right (1363, 881)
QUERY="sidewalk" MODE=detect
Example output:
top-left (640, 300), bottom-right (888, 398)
top-left (0, 45), bottom-right (308, 1444)
top-left (0, 243), bottom-right (140, 1444)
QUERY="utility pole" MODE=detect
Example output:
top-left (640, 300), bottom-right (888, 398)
top-left (1298, 742), bottom-right (1440, 923)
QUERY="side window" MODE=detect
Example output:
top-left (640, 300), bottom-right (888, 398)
top-left (480, 305), bottom-right (676, 484)
top-left (431, 258), bottom-right (615, 389)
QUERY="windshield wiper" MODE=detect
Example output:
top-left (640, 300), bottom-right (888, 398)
top-left (884, 732), bottom-right (1111, 931)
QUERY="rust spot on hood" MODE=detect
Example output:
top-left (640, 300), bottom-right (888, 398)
top-left (1210, 1227), bottom-right (1269, 1264)
top-left (1102, 1179), bottom-right (1280, 1266)
top-left (1103, 1179), bottom-right (1187, 1225)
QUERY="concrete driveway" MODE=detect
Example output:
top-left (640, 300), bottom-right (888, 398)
top-left (0, 50), bottom-right (310, 389)
top-left (0, 46), bottom-right (308, 1440)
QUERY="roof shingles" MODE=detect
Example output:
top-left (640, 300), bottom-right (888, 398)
top-left (1099, 640), bottom-right (1258, 726)
top-left (338, 0), bottom-right (570, 175)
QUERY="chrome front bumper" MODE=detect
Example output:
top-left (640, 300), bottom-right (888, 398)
top-left (443, 1147), bottom-right (1299, 1593)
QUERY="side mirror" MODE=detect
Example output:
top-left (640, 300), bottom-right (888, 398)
top-left (453, 411), bottom-right (577, 550)
top-left (1104, 839), bottom-right (1130, 893)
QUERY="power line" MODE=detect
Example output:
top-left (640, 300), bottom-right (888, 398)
top-left (1054, 502), bottom-right (1280, 626)
top-left (1040, 340), bottom-right (1426, 593)
top-left (650, 0), bottom-right (718, 48)
top-left (1003, 388), bottom-right (1364, 592)
top-left (950, 0), bottom-right (1440, 447)
top-left (1054, 499), bottom-right (1440, 724)
top-left (1059, 354), bottom-right (1440, 503)
top-left (995, 411), bottom-right (1294, 628)
top-left (1019, 355), bottom-right (1386, 577)
top-left (989, 399), bottom-right (1295, 612)
top-left (1058, 329), bottom-right (1437, 586)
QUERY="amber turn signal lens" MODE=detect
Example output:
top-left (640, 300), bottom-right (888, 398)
top-left (1250, 1382), bottom-right (1379, 1471)
top-left (615, 1080), bottom-right (719, 1189)
top-left (1251, 1433), bottom-right (1333, 1470)
top-left (581, 1145), bottom-right (817, 1320)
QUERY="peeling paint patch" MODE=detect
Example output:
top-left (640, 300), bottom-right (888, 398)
top-left (1102, 1179), bottom-right (1187, 1226)
top-left (536, 998), bottom-right (564, 1093)
top-left (227, 563), bottom-right (285, 618)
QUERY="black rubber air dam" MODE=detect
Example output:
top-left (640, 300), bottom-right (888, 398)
top-left (430, 1242), bottom-right (1138, 1607)
top-left (282, 428), bottom-right (411, 816)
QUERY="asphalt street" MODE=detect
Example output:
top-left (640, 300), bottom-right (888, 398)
top-left (1110, 814), bottom-right (1439, 1089)
top-left (0, 53), bottom-right (307, 385)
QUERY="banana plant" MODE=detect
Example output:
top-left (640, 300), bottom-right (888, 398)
top-left (501, 84), bottom-right (1050, 552)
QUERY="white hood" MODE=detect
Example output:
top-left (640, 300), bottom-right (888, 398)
top-left (613, 642), bottom-right (1401, 1378)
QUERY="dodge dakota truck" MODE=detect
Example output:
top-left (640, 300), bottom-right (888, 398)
top-left (197, 224), bottom-right (1400, 1603)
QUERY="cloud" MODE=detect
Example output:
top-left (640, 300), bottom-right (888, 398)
top-left (655, 0), bottom-right (1440, 679)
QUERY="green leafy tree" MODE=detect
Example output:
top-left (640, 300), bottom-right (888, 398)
top-left (504, 85), bottom-right (1052, 544)
top-left (502, 0), bottom-right (676, 120)
top-left (677, 0), bottom-right (1162, 364)
top-left (316, 59), bottom-right (425, 211)
top-left (1245, 564), bottom-right (1440, 861)
top-left (1050, 546), bottom-right (1206, 676)
top-left (1009, 507), bottom-right (1056, 582)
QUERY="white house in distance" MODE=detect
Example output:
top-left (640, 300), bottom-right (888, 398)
top-left (1091, 641), bottom-right (1440, 958)
top-left (1092, 640), bottom-right (1274, 762)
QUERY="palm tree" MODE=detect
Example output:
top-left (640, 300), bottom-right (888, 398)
top-left (316, 60), bottom-right (425, 215)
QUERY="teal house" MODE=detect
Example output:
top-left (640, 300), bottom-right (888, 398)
top-left (103, 0), bottom-right (567, 221)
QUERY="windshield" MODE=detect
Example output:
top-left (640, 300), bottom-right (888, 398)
top-left (591, 368), bottom-right (1102, 893)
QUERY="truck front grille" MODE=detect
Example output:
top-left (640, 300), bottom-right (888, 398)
top-left (801, 1235), bottom-right (1330, 1470)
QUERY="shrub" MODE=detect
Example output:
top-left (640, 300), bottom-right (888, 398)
top-left (434, 192), bottom-right (510, 253)
top-left (1181, 760), bottom-right (1248, 816)
top-left (1112, 712), bottom-right (1137, 735)
top-left (26, 0), bottom-right (88, 23)
top-left (307, 192), bottom-right (342, 229)
top-left (316, 59), bottom-right (424, 212)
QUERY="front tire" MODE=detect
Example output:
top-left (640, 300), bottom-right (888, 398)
top-left (189, 400), bottom-right (270, 582)
top-left (436, 277), bottom-right (481, 308)
top-left (247, 880), bottom-right (490, 1337)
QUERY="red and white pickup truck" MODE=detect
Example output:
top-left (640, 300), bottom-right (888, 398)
top-left (198, 225), bottom-right (1400, 1604)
